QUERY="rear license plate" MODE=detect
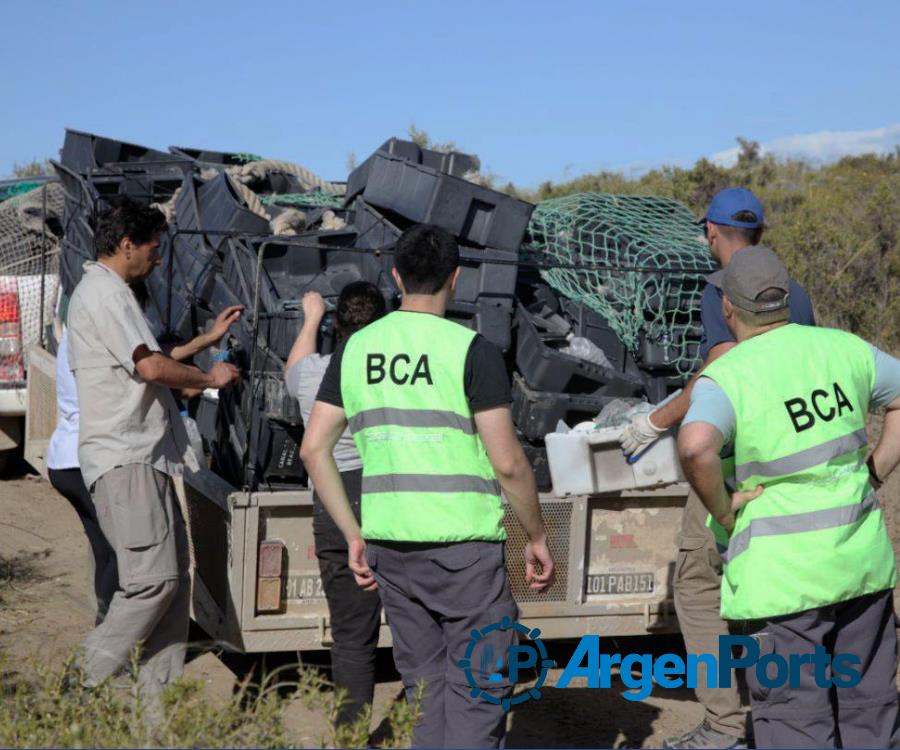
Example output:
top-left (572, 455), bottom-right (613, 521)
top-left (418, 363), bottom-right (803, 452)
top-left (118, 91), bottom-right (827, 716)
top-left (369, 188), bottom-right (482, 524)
top-left (584, 572), bottom-right (654, 596)
top-left (285, 574), bottom-right (325, 600)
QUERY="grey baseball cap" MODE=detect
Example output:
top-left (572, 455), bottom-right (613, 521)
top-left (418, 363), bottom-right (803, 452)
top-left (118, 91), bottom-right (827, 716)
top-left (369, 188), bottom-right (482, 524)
top-left (722, 246), bottom-right (790, 314)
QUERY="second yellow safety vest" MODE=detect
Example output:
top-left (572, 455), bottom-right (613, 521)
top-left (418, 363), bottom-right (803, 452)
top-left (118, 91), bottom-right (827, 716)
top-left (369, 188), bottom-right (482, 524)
top-left (703, 324), bottom-right (896, 620)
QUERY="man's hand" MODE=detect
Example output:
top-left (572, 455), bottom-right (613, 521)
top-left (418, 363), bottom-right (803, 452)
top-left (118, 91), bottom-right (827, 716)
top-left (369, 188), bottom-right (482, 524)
top-left (620, 410), bottom-right (665, 457)
top-left (163, 305), bottom-right (244, 362)
top-left (524, 535), bottom-right (555, 591)
top-left (719, 485), bottom-right (764, 535)
top-left (302, 291), bottom-right (327, 323)
top-left (732, 484), bottom-right (764, 513)
top-left (209, 305), bottom-right (244, 343)
top-left (348, 538), bottom-right (377, 591)
top-left (207, 361), bottom-right (240, 389)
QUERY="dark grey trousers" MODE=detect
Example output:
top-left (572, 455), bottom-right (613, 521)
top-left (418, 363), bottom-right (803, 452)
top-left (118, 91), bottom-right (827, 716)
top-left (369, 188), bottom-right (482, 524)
top-left (367, 540), bottom-right (518, 749)
top-left (742, 589), bottom-right (899, 749)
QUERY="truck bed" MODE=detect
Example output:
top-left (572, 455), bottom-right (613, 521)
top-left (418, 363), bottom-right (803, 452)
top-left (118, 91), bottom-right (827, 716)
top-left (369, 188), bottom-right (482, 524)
top-left (28, 347), bottom-right (687, 653)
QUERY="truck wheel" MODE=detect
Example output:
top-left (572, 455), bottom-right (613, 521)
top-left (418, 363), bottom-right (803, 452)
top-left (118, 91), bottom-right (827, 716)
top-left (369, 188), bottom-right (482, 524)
top-left (0, 443), bottom-right (25, 477)
top-left (0, 416), bottom-right (22, 477)
top-left (185, 619), bottom-right (214, 664)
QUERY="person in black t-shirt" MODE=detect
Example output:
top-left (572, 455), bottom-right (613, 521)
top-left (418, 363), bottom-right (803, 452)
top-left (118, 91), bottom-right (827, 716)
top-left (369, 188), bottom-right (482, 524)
top-left (301, 225), bottom-right (553, 748)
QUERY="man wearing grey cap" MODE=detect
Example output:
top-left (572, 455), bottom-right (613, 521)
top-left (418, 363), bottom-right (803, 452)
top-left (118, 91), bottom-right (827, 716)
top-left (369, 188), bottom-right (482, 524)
top-left (677, 246), bottom-right (900, 749)
top-left (622, 187), bottom-right (815, 749)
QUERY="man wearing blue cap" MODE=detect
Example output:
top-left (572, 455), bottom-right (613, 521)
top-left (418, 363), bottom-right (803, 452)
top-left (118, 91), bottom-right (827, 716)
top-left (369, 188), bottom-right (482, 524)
top-left (621, 188), bottom-right (816, 749)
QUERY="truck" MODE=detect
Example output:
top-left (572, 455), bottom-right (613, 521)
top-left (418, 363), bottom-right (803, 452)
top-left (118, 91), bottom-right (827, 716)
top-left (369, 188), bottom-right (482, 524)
top-left (0, 178), bottom-right (61, 474)
top-left (25, 344), bottom-right (688, 653)
top-left (17, 130), bottom-right (700, 656)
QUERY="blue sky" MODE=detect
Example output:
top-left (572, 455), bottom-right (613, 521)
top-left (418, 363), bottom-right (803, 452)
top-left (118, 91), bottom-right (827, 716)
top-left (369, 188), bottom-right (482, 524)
top-left (3, 0), bottom-right (900, 186)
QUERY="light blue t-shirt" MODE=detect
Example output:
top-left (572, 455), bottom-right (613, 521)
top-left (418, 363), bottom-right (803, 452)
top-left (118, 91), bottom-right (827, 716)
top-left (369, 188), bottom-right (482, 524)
top-left (684, 344), bottom-right (900, 441)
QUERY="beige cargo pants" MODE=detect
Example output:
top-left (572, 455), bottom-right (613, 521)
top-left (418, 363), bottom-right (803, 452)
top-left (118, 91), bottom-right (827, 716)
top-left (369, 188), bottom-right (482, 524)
top-left (673, 490), bottom-right (748, 738)
top-left (78, 464), bottom-right (190, 701)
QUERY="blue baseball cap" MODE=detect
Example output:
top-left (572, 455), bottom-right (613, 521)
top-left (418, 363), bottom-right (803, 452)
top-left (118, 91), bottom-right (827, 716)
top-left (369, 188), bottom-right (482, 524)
top-left (703, 187), bottom-right (764, 229)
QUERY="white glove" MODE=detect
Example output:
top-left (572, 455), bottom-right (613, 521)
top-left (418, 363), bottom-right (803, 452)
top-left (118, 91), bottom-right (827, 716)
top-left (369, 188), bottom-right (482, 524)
top-left (619, 411), bottom-right (665, 457)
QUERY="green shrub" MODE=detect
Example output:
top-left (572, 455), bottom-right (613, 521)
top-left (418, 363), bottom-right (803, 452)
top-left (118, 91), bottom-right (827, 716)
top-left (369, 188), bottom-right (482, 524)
top-left (0, 651), bottom-right (419, 748)
top-left (521, 144), bottom-right (900, 352)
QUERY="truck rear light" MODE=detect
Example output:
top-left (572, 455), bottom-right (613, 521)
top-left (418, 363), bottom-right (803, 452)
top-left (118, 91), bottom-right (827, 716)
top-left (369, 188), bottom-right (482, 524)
top-left (256, 539), bottom-right (286, 613)
top-left (0, 279), bottom-right (23, 382)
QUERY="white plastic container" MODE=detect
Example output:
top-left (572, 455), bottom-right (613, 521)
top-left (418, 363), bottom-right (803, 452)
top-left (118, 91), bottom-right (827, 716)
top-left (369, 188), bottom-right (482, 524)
top-left (546, 425), bottom-right (684, 496)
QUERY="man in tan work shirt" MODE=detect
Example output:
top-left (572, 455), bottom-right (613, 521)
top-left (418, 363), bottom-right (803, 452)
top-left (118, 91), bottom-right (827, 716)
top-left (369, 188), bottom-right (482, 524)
top-left (67, 200), bottom-right (239, 706)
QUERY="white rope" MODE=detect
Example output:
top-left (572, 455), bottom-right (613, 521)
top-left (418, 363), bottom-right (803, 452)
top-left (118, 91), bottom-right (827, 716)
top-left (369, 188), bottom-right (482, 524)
top-left (269, 208), bottom-right (306, 236)
top-left (231, 159), bottom-right (344, 196)
top-left (150, 186), bottom-right (181, 222)
top-left (229, 175), bottom-right (270, 220)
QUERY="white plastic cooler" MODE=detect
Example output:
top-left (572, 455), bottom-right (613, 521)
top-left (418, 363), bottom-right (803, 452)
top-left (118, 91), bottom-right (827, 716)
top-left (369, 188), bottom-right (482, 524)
top-left (546, 425), bottom-right (684, 496)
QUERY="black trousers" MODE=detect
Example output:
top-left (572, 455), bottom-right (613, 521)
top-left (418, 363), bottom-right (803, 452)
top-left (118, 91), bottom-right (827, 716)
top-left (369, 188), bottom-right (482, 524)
top-left (48, 467), bottom-right (118, 624)
top-left (313, 468), bottom-right (382, 727)
top-left (742, 589), bottom-right (900, 749)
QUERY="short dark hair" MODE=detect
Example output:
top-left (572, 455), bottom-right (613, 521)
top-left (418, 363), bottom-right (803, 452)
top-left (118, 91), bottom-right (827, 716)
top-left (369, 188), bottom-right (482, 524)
top-left (394, 224), bottom-right (459, 294)
top-left (335, 280), bottom-right (387, 340)
top-left (714, 210), bottom-right (764, 246)
top-left (94, 199), bottom-right (167, 257)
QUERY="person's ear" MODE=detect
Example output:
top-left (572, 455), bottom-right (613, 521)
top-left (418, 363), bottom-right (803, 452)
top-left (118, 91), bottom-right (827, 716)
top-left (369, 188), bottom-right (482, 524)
top-left (391, 266), bottom-right (406, 297)
top-left (121, 236), bottom-right (135, 261)
top-left (722, 294), bottom-right (734, 321)
top-left (448, 266), bottom-right (461, 293)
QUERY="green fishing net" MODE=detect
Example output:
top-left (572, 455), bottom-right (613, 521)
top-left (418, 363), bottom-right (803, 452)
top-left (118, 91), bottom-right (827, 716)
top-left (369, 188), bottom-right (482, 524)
top-left (526, 193), bottom-right (717, 377)
top-left (261, 192), bottom-right (345, 210)
top-left (0, 181), bottom-right (43, 203)
top-left (232, 152), bottom-right (263, 164)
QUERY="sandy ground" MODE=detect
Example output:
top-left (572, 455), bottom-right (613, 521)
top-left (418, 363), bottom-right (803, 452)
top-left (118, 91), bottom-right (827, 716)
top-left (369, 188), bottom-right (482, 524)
top-left (2, 416), bottom-right (898, 748)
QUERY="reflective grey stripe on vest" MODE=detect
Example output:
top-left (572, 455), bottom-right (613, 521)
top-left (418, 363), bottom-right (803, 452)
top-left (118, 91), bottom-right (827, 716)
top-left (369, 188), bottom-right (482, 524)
top-left (719, 491), bottom-right (880, 564)
top-left (349, 407), bottom-right (476, 435)
top-left (735, 428), bottom-right (868, 483)
top-left (363, 473), bottom-right (501, 496)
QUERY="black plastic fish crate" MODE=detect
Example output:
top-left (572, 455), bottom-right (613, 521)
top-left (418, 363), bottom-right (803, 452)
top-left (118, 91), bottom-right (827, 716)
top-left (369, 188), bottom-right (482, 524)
top-left (345, 137), bottom-right (480, 201)
top-left (514, 305), bottom-right (645, 397)
top-left (511, 375), bottom-right (615, 442)
top-left (61, 128), bottom-right (189, 173)
top-left (353, 153), bottom-right (533, 252)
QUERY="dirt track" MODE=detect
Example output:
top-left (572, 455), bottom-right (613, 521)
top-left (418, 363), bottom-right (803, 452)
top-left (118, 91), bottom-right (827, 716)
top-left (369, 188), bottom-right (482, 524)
top-left (1, 416), bottom-right (898, 748)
